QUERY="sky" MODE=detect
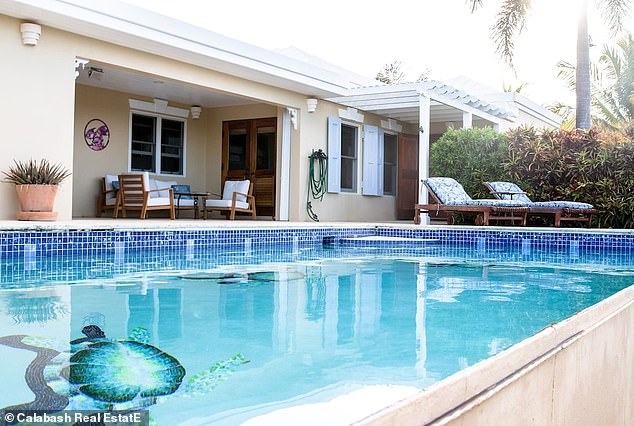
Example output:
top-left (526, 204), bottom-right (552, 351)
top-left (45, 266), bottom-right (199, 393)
top-left (122, 0), bottom-right (632, 107)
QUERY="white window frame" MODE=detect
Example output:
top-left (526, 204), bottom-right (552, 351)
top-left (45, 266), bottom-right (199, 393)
top-left (382, 132), bottom-right (398, 196)
top-left (129, 110), bottom-right (187, 177)
top-left (340, 122), bottom-right (359, 193)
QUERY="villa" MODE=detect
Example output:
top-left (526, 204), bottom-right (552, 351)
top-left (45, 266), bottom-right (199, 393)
top-left (3, 2), bottom-right (632, 426)
top-left (0, 0), bottom-right (560, 223)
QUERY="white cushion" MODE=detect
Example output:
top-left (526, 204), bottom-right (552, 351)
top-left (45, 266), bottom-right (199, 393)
top-left (206, 199), bottom-right (249, 210)
top-left (222, 180), bottom-right (250, 203)
top-left (105, 197), bottom-right (117, 206)
top-left (136, 172), bottom-right (151, 192)
top-left (149, 178), bottom-right (159, 194)
top-left (147, 197), bottom-right (172, 207)
top-left (104, 174), bottom-right (118, 202)
top-left (152, 180), bottom-right (175, 198)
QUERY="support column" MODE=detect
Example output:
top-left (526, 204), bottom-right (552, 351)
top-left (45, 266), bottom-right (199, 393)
top-left (418, 92), bottom-right (431, 225)
top-left (462, 111), bottom-right (473, 129)
top-left (279, 108), bottom-right (294, 221)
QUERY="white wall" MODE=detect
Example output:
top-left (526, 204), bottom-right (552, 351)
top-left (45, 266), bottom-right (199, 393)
top-left (0, 16), bottom-right (76, 220)
top-left (360, 285), bottom-right (634, 426)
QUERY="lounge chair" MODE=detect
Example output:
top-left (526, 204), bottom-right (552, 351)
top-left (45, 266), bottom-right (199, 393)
top-left (484, 181), bottom-right (596, 227)
top-left (114, 173), bottom-right (175, 219)
top-left (414, 177), bottom-right (529, 226)
top-left (204, 179), bottom-right (256, 220)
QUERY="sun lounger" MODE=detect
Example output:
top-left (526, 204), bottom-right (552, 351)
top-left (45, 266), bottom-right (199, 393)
top-left (484, 181), bottom-right (596, 227)
top-left (414, 177), bottom-right (529, 226)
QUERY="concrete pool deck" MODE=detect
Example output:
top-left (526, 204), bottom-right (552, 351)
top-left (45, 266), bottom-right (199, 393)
top-left (2, 218), bottom-right (634, 234)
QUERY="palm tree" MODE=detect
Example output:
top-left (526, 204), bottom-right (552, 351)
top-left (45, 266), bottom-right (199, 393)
top-left (468, 0), bottom-right (631, 130)
top-left (554, 33), bottom-right (634, 130)
top-left (376, 60), bottom-right (430, 84)
top-left (376, 60), bottom-right (406, 84)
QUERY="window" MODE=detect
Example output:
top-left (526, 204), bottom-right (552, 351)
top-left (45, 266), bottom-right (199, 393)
top-left (340, 124), bottom-right (358, 192)
top-left (383, 133), bottom-right (397, 195)
top-left (327, 116), bottom-right (359, 193)
top-left (130, 112), bottom-right (185, 175)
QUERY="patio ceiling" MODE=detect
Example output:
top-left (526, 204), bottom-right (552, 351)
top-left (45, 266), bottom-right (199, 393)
top-left (327, 81), bottom-right (517, 126)
top-left (76, 62), bottom-right (255, 108)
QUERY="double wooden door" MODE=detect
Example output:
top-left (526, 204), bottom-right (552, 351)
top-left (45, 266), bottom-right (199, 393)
top-left (222, 118), bottom-right (276, 217)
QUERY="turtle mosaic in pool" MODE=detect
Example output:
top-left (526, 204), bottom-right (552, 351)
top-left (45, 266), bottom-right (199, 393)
top-left (0, 231), bottom-right (634, 425)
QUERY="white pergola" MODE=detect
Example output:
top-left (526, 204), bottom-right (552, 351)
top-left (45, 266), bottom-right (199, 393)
top-left (328, 81), bottom-right (517, 223)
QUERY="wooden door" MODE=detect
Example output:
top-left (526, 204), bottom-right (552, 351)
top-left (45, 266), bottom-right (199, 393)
top-left (396, 133), bottom-right (419, 220)
top-left (222, 118), bottom-right (276, 217)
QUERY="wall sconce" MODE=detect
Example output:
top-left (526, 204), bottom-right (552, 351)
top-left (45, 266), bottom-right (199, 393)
top-left (190, 105), bottom-right (202, 119)
top-left (20, 22), bottom-right (41, 46)
top-left (306, 98), bottom-right (318, 113)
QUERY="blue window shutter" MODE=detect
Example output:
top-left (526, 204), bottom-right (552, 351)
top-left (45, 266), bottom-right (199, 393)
top-left (327, 116), bottom-right (341, 193)
top-left (378, 128), bottom-right (385, 195)
top-left (362, 125), bottom-right (380, 195)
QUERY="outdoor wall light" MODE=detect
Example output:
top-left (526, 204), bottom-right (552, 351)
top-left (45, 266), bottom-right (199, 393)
top-left (20, 22), bottom-right (41, 46)
top-left (306, 98), bottom-right (318, 113)
top-left (190, 105), bottom-right (202, 119)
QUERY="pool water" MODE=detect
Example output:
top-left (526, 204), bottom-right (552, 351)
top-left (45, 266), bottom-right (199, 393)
top-left (0, 244), bottom-right (633, 425)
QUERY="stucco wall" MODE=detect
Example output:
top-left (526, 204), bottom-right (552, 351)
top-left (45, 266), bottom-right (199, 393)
top-left (499, 108), bottom-right (559, 131)
top-left (295, 101), bottom-right (402, 222)
top-left (361, 285), bottom-right (634, 426)
top-left (73, 85), bottom-right (209, 217)
top-left (2, 13), bottom-right (313, 220)
top-left (0, 16), bottom-right (76, 220)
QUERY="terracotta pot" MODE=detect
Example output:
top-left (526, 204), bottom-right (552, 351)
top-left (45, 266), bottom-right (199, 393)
top-left (15, 184), bottom-right (58, 212)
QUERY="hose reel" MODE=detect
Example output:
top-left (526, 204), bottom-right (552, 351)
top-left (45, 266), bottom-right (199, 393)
top-left (307, 149), bottom-right (328, 221)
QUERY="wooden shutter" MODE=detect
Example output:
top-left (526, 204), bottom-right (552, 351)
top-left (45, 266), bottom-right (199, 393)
top-left (397, 133), bottom-right (419, 219)
top-left (362, 125), bottom-right (380, 195)
top-left (327, 116), bottom-right (341, 193)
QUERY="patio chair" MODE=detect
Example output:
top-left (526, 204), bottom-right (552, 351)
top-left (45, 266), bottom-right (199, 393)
top-left (414, 177), bottom-right (529, 226)
top-left (114, 173), bottom-right (175, 219)
top-left (484, 181), bottom-right (597, 227)
top-left (96, 175), bottom-right (119, 217)
top-left (204, 179), bottom-right (256, 220)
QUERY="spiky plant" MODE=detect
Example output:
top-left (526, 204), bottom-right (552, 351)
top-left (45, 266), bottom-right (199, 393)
top-left (3, 159), bottom-right (71, 185)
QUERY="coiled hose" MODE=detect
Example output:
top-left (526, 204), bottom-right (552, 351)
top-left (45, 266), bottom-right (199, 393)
top-left (307, 149), bottom-right (328, 221)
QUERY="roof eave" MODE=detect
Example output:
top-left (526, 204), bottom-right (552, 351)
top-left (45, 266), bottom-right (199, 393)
top-left (0, 0), bottom-right (351, 97)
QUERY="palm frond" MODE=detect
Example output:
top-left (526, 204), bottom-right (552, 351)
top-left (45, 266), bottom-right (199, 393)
top-left (596, 0), bottom-right (632, 34)
top-left (467, 0), bottom-right (483, 12)
top-left (547, 102), bottom-right (576, 129)
top-left (490, 0), bottom-right (532, 68)
top-left (555, 61), bottom-right (577, 90)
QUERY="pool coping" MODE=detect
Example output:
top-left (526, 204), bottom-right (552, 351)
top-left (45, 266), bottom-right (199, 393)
top-left (0, 219), bottom-right (633, 234)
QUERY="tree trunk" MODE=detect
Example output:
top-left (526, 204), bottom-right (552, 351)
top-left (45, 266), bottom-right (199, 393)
top-left (576, 0), bottom-right (592, 129)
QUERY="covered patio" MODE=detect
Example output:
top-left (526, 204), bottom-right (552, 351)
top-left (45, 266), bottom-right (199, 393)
top-left (328, 81), bottom-right (518, 223)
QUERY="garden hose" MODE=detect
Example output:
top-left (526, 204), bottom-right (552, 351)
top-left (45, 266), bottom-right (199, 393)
top-left (307, 149), bottom-right (328, 221)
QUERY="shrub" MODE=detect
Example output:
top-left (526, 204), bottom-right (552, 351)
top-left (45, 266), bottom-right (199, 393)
top-left (430, 127), bottom-right (509, 198)
top-left (3, 159), bottom-right (71, 185)
top-left (505, 127), bottom-right (634, 228)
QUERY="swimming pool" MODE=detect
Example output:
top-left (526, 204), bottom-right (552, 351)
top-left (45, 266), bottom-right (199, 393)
top-left (0, 225), bottom-right (633, 425)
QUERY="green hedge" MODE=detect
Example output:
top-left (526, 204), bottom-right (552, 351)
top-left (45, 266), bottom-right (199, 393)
top-left (429, 126), bottom-right (634, 228)
top-left (429, 127), bottom-right (510, 198)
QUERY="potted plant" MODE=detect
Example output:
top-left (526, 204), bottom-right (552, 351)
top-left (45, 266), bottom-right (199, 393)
top-left (3, 159), bottom-right (71, 220)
